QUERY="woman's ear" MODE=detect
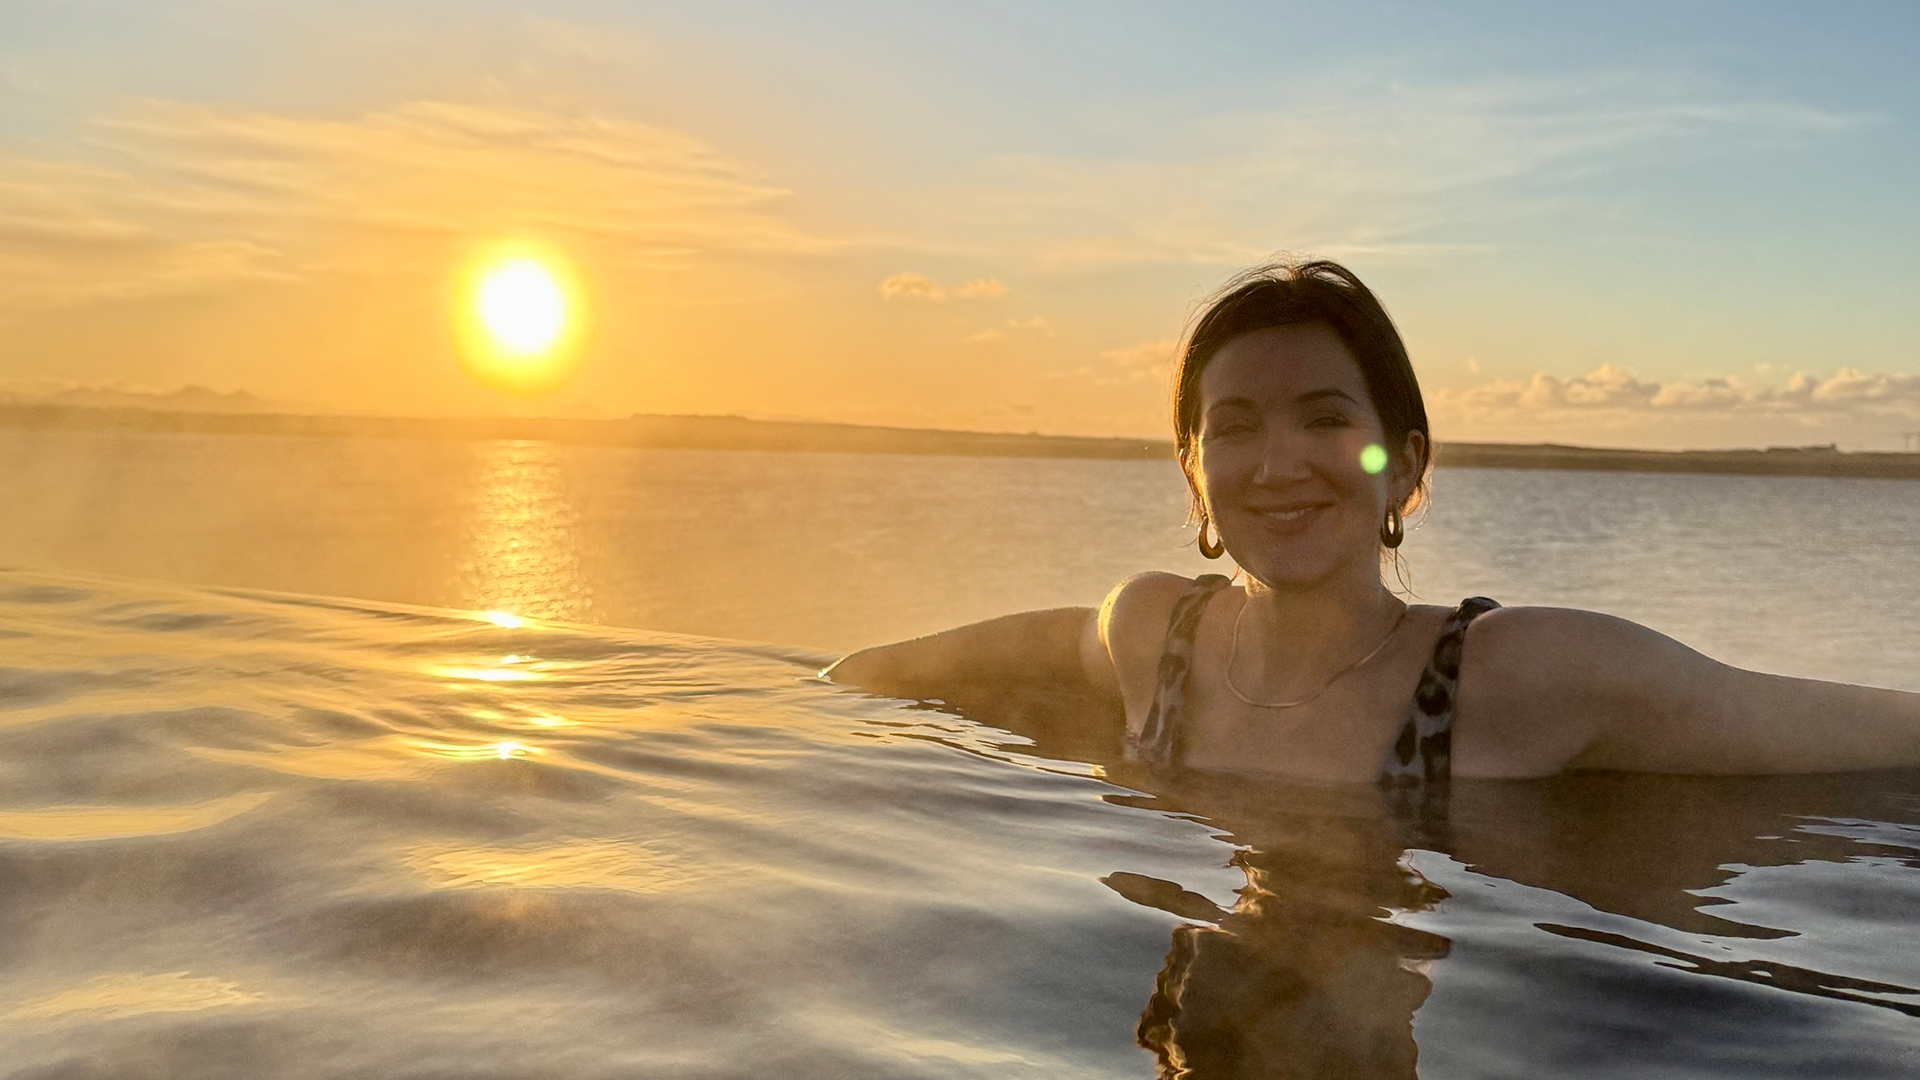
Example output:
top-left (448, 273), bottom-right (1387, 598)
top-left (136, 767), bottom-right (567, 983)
top-left (1392, 430), bottom-right (1428, 506)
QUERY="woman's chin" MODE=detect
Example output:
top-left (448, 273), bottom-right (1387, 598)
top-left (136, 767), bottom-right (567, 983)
top-left (1228, 540), bottom-right (1373, 590)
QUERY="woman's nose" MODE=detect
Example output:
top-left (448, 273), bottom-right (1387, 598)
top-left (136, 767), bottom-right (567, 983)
top-left (1251, 429), bottom-right (1313, 484)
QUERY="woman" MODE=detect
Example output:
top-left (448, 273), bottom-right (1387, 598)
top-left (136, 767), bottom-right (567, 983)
top-left (827, 260), bottom-right (1920, 785)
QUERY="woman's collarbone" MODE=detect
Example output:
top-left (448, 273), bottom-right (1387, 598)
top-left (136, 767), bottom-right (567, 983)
top-left (1182, 616), bottom-right (1442, 775)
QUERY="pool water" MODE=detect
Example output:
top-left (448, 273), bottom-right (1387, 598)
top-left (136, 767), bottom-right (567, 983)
top-left (1, 569), bottom-right (1915, 1077)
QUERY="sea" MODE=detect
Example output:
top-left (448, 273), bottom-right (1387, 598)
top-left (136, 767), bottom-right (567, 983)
top-left (1, 428), bottom-right (1917, 1078)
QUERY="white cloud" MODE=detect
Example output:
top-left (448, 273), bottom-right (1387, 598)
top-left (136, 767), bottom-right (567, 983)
top-left (1439, 364), bottom-right (1920, 417)
top-left (1430, 364), bottom-right (1920, 449)
top-left (1426, 362), bottom-right (1920, 451)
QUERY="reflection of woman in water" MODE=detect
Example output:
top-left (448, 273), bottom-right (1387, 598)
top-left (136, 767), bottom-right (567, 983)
top-left (828, 259), bottom-right (1920, 784)
top-left (1107, 779), bottom-right (1451, 1080)
top-left (1094, 767), bottom-right (1920, 1080)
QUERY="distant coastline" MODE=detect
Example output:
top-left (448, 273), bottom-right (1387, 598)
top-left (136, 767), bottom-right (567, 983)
top-left (5, 402), bottom-right (1920, 479)
top-left (0, 403), bottom-right (1171, 460)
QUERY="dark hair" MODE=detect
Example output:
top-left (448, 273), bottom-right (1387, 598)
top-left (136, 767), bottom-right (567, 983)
top-left (1172, 259), bottom-right (1431, 518)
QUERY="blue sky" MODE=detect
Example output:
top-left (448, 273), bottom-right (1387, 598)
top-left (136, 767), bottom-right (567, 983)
top-left (3, 1), bottom-right (1917, 447)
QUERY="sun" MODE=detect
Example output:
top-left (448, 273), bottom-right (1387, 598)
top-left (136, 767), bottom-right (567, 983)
top-left (477, 259), bottom-right (567, 357)
top-left (455, 246), bottom-right (587, 394)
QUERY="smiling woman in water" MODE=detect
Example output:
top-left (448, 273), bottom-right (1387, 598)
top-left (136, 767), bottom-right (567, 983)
top-left (827, 260), bottom-right (1920, 786)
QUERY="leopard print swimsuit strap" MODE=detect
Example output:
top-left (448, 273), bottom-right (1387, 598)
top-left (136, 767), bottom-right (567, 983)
top-left (1129, 574), bottom-right (1233, 771)
top-left (1377, 596), bottom-right (1501, 820)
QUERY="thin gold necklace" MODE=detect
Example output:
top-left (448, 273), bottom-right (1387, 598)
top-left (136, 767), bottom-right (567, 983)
top-left (1225, 597), bottom-right (1409, 709)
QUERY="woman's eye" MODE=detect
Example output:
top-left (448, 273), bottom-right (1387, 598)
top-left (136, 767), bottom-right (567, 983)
top-left (1307, 413), bottom-right (1351, 429)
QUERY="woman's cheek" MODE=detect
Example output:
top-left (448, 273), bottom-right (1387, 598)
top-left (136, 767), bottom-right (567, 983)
top-left (1194, 450), bottom-right (1244, 507)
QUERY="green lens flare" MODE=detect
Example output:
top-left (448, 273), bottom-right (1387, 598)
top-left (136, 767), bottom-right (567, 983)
top-left (1360, 444), bottom-right (1388, 474)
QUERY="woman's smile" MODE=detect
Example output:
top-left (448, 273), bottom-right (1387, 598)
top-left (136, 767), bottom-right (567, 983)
top-left (1244, 500), bottom-right (1330, 529)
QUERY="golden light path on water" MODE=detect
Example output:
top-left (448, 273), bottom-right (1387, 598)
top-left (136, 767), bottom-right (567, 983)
top-left (458, 440), bottom-right (590, 624)
top-left (405, 439), bottom-right (604, 774)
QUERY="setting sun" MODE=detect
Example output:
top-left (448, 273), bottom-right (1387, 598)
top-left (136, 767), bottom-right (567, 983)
top-left (477, 259), bottom-right (566, 357)
top-left (454, 246), bottom-right (587, 395)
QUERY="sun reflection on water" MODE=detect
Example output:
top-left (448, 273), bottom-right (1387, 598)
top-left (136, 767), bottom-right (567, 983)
top-left (406, 739), bottom-right (540, 761)
top-left (458, 441), bottom-right (590, 623)
top-left (433, 664), bottom-right (544, 683)
top-left (408, 839), bottom-right (687, 892)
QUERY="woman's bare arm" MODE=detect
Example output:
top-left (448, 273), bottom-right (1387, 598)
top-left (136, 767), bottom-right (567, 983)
top-left (823, 607), bottom-right (1118, 708)
top-left (1462, 607), bottom-right (1920, 775)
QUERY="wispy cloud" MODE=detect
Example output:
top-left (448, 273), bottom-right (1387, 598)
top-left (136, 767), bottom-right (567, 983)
top-left (952, 277), bottom-right (1006, 298)
top-left (0, 99), bottom-right (835, 313)
top-left (944, 72), bottom-right (1872, 267)
top-left (967, 314), bottom-right (1055, 345)
top-left (1096, 338), bottom-right (1177, 384)
top-left (878, 271), bottom-right (945, 301)
top-left (877, 272), bottom-right (1007, 301)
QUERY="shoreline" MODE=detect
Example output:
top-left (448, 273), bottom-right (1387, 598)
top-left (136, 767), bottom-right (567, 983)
top-left (5, 402), bottom-right (1920, 479)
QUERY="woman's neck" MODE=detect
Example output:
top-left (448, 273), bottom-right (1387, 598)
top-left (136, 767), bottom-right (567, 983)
top-left (1237, 566), bottom-right (1406, 688)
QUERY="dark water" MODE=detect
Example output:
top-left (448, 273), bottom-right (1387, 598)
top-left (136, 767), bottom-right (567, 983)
top-left (2, 430), bottom-right (1919, 1076)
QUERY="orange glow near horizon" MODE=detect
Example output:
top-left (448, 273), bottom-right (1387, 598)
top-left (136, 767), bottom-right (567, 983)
top-left (455, 245), bottom-right (587, 395)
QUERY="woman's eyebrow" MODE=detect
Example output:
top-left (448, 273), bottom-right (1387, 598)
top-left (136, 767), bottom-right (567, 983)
top-left (1295, 388), bottom-right (1359, 405)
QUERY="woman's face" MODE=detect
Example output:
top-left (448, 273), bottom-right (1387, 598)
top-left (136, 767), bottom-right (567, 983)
top-left (1187, 323), bottom-right (1419, 588)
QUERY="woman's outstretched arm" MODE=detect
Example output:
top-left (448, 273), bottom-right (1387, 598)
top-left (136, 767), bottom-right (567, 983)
top-left (1463, 607), bottom-right (1920, 775)
top-left (823, 606), bottom-right (1119, 709)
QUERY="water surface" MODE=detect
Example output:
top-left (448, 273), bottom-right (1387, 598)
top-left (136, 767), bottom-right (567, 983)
top-left (2, 430), bottom-right (1918, 1076)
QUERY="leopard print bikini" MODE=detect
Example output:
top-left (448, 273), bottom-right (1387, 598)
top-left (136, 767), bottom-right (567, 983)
top-left (1128, 574), bottom-right (1499, 809)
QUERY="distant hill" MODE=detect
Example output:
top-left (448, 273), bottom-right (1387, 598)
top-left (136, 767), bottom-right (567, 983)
top-left (1429, 441), bottom-right (1920, 479)
top-left (3, 401), bottom-right (1919, 478)
top-left (6, 385), bottom-right (292, 414)
top-left (0, 403), bottom-right (1170, 460)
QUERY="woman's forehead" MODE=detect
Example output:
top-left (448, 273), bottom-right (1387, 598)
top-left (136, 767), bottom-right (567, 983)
top-left (1200, 323), bottom-right (1368, 404)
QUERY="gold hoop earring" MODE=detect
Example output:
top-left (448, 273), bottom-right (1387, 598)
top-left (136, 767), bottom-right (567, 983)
top-left (1380, 506), bottom-right (1405, 549)
top-left (1197, 515), bottom-right (1226, 559)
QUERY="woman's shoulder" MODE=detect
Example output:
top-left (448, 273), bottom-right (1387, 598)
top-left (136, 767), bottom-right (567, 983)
top-left (1460, 604), bottom-right (1664, 665)
top-left (1451, 603), bottom-right (1716, 775)
top-left (1103, 570), bottom-right (1221, 607)
top-left (1455, 604), bottom-right (1675, 699)
top-left (1098, 573), bottom-right (1234, 688)
top-left (1100, 572), bottom-right (1230, 634)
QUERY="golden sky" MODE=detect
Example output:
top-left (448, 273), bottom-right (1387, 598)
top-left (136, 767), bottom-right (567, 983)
top-left (3, 2), bottom-right (1919, 449)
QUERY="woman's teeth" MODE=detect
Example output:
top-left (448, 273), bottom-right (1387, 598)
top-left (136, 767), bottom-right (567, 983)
top-left (1258, 506), bottom-right (1317, 521)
